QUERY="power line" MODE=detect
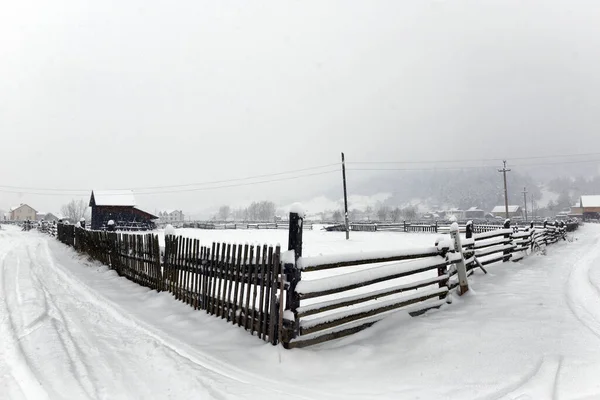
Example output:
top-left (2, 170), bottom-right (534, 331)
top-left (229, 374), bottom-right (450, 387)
top-left (0, 162), bottom-right (341, 193)
top-left (0, 169), bottom-right (340, 196)
top-left (348, 158), bottom-right (600, 172)
top-left (347, 151), bottom-right (600, 165)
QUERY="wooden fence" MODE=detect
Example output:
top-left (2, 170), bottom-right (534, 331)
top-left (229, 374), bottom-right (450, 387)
top-left (325, 220), bottom-right (578, 235)
top-left (280, 216), bottom-right (573, 348)
top-left (55, 224), bottom-right (282, 345)
top-left (54, 216), bottom-right (575, 349)
top-left (182, 222), bottom-right (314, 230)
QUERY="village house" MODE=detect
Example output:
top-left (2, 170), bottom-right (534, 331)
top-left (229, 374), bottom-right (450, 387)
top-left (89, 190), bottom-right (158, 230)
top-left (491, 205), bottom-right (522, 219)
top-left (578, 195), bottom-right (600, 220)
top-left (464, 207), bottom-right (485, 219)
top-left (158, 210), bottom-right (185, 224)
top-left (10, 204), bottom-right (37, 221)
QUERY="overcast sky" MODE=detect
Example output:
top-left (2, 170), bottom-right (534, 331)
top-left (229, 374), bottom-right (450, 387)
top-left (2, 0), bottom-right (600, 216)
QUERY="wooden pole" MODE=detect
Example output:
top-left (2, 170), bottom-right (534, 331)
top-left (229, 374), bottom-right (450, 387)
top-left (522, 187), bottom-right (528, 222)
top-left (341, 152), bottom-right (350, 240)
top-left (498, 160), bottom-right (511, 219)
top-left (450, 223), bottom-right (469, 295)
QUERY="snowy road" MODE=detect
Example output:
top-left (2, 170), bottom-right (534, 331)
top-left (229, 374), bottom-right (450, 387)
top-left (3, 224), bottom-right (600, 399)
top-left (0, 228), bottom-right (311, 400)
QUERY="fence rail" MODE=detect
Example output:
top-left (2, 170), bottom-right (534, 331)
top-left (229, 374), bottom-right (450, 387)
top-left (280, 217), bottom-right (573, 348)
top-left (51, 214), bottom-right (576, 349)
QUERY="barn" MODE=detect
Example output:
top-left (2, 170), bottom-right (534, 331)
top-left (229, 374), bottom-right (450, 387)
top-left (579, 195), bottom-right (600, 220)
top-left (490, 205), bottom-right (522, 219)
top-left (89, 190), bottom-right (158, 230)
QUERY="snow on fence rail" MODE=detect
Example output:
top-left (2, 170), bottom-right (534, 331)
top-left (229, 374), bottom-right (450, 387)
top-left (53, 215), bottom-right (576, 349)
top-left (280, 217), bottom-right (574, 349)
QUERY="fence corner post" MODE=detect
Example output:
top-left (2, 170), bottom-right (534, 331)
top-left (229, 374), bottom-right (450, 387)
top-left (282, 210), bottom-right (303, 348)
top-left (450, 222), bottom-right (469, 295)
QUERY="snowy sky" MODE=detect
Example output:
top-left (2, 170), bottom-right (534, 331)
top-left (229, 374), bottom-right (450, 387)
top-left (2, 0), bottom-right (600, 216)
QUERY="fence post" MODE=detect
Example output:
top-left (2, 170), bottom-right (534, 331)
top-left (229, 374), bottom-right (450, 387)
top-left (283, 210), bottom-right (303, 347)
top-left (450, 222), bottom-right (469, 295)
top-left (503, 219), bottom-right (511, 262)
top-left (435, 220), bottom-right (438, 233)
top-left (403, 220), bottom-right (407, 232)
top-left (465, 221), bottom-right (473, 239)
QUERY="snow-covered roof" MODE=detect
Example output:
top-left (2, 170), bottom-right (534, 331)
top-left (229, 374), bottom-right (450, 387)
top-left (580, 195), bottom-right (600, 208)
top-left (491, 205), bottom-right (521, 213)
top-left (10, 204), bottom-right (37, 212)
top-left (91, 190), bottom-right (136, 207)
top-left (467, 207), bottom-right (483, 211)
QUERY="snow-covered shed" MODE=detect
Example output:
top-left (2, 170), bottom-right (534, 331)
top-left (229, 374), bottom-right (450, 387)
top-left (579, 195), bottom-right (600, 219)
top-left (89, 190), bottom-right (157, 230)
top-left (490, 205), bottom-right (522, 218)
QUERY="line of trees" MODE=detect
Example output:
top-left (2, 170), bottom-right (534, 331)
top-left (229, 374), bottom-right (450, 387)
top-left (216, 201), bottom-right (277, 222)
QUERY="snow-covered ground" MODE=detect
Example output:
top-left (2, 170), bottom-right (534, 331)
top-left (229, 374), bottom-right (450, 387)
top-left (1, 224), bottom-right (600, 399)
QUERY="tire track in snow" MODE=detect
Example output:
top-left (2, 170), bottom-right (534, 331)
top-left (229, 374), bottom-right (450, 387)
top-left (26, 241), bottom-right (99, 400)
top-left (0, 239), bottom-right (49, 400)
top-left (565, 236), bottom-right (600, 341)
top-left (489, 356), bottom-right (563, 400)
top-left (41, 236), bottom-right (339, 400)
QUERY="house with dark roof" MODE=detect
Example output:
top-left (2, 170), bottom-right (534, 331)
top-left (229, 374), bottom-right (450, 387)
top-left (491, 205), bottom-right (522, 218)
top-left (464, 207), bottom-right (485, 219)
top-left (89, 190), bottom-right (158, 230)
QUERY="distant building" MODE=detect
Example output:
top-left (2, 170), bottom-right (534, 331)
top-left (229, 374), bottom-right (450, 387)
top-left (464, 207), bottom-right (485, 219)
top-left (43, 212), bottom-right (63, 222)
top-left (579, 195), bottom-right (600, 219)
top-left (445, 208), bottom-right (465, 220)
top-left (89, 190), bottom-right (158, 230)
top-left (10, 204), bottom-right (37, 221)
top-left (491, 205), bottom-right (522, 218)
top-left (158, 210), bottom-right (185, 224)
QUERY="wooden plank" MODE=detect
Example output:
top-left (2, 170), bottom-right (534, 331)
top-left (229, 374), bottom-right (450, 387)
top-left (202, 246), bottom-right (210, 311)
top-left (257, 245), bottom-right (268, 339)
top-left (296, 274), bottom-right (448, 318)
top-left (232, 244), bottom-right (243, 325)
top-left (193, 240), bottom-right (200, 309)
top-left (208, 243), bottom-right (218, 314)
top-left (206, 243), bottom-right (216, 314)
top-left (250, 245), bottom-right (261, 335)
top-left (184, 237), bottom-right (191, 305)
top-left (243, 245), bottom-right (255, 330)
top-left (268, 246), bottom-right (280, 344)
top-left (217, 243), bottom-right (231, 318)
top-left (211, 243), bottom-right (222, 315)
top-left (302, 250), bottom-right (441, 272)
top-left (300, 288), bottom-right (447, 336)
top-left (299, 258), bottom-right (447, 300)
top-left (225, 244), bottom-right (237, 321)
top-left (155, 234), bottom-right (162, 291)
top-left (261, 246), bottom-right (273, 340)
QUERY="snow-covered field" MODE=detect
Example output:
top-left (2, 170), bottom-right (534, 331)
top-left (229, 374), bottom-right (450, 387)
top-left (2, 223), bottom-right (600, 399)
top-left (156, 225), bottom-right (441, 257)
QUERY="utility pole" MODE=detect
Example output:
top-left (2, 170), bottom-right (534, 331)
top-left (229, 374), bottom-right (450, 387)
top-left (522, 187), bottom-right (528, 222)
top-left (341, 152), bottom-right (350, 240)
top-left (531, 194), bottom-right (535, 221)
top-left (498, 160), bottom-right (511, 219)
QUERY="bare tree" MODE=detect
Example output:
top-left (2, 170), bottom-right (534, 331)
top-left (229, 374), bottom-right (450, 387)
top-left (376, 206), bottom-right (389, 221)
top-left (218, 205), bottom-right (231, 221)
top-left (61, 199), bottom-right (89, 222)
top-left (332, 210), bottom-right (342, 222)
top-left (391, 207), bottom-right (402, 222)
